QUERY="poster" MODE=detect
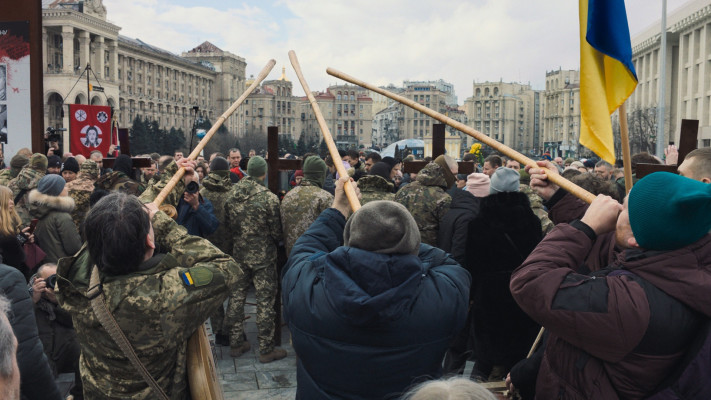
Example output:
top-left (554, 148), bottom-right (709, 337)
top-left (69, 104), bottom-right (112, 158)
top-left (0, 21), bottom-right (32, 157)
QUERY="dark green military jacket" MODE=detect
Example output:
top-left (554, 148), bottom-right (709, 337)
top-left (280, 180), bottom-right (333, 255)
top-left (357, 175), bottom-right (395, 205)
top-left (7, 166), bottom-right (45, 226)
top-left (200, 171), bottom-right (233, 255)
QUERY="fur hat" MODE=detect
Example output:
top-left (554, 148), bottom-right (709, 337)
top-left (466, 173), bottom-right (490, 197)
top-left (37, 174), bottom-right (66, 196)
top-left (344, 200), bottom-right (421, 255)
top-left (61, 157), bottom-right (79, 174)
top-left (30, 153), bottom-right (48, 171)
top-left (247, 156), bottom-right (267, 178)
top-left (490, 167), bottom-right (520, 194)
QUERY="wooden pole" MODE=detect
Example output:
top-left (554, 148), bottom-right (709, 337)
top-left (619, 102), bottom-right (633, 194)
top-left (289, 51), bottom-right (361, 212)
top-left (151, 59), bottom-right (276, 207)
top-left (326, 68), bottom-right (596, 205)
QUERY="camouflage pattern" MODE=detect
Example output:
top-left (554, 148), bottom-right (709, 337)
top-left (357, 175), bottom-right (395, 205)
top-left (7, 166), bottom-right (45, 226)
top-left (394, 162), bottom-right (452, 246)
top-left (200, 171), bottom-right (233, 255)
top-left (280, 180), bottom-right (333, 255)
top-left (137, 160), bottom-right (185, 208)
top-left (0, 169), bottom-right (13, 186)
top-left (224, 176), bottom-right (282, 353)
top-left (94, 171), bottom-right (146, 196)
top-left (65, 161), bottom-right (100, 231)
top-left (56, 210), bottom-right (242, 399)
top-left (521, 184), bottom-right (554, 235)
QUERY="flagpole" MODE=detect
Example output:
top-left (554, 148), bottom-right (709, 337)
top-left (656, 0), bottom-right (667, 158)
top-left (619, 102), bottom-right (634, 194)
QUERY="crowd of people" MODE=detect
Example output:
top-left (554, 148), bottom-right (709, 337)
top-left (0, 142), bottom-right (709, 400)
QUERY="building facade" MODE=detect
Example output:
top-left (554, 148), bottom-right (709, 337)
top-left (540, 69), bottom-right (581, 158)
top-left (243, 69), bottom-right (296, 139)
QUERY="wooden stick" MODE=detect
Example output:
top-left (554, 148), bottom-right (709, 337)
top-left (326, 68), bottom-right (596, 205)
top-left (619, 102), bottom-right (633, 194)
top-left (151, 59), bottom-right (277, 207)
top-left (290, 51), bottom-right (361, 212)
top-left (527, 327), bottom-right (545, 358)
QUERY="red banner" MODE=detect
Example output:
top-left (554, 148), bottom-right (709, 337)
top-left (69, 104), bottom-right (112, 158)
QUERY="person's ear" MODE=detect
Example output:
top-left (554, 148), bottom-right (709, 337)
top-left (145, 232), bottom-right (155, 250)
top-left (627, 236), bottom-right (640, 248)
top-left (701, 177), bottom-right (711, 184)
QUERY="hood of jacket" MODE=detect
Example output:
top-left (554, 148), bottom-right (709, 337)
top-left (415, 162), bottom-right (449, 190)
top-left (323, 245), bottom-right (450, 326)
top-left (477, 191), bottom-right (535, 232)
top-left (357, 175), bottom-right (394, 193)
top-left (230, 176), bottom-right (269, 203)
top-left (617, 234), bottom-right (711, 318)
top-left (202, 171), bottom-right (232, 192)
top-left (94, 171), bottom-right (129, 190)
top-left (13, 167), bottom-right (45, 191)
top-left (28, 189), bottom-right (75, 219)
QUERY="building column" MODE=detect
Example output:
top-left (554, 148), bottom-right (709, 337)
top-left (60, 27), bottom-right (74, 74)
top-left (94, 36), bottom-right (105, 79)
top-left (78, 31), bottom-right (90, 71)
top-left (108, 39), bottom-right (118, 82)
top-left (42, 27), bottom-right (48, 73)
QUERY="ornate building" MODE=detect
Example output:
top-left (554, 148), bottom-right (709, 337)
top-left (243, 68), bottom-right (296, 138)
top-left (540, 69), bottom-right (580, 158)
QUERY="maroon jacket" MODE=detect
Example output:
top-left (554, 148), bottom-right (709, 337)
top-left (511, 223), bottom-right (711, 399)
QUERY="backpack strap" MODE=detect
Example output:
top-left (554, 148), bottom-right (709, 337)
top-left (13, 189), bottom-right (27, 205)
top-left (88, 266), bottom-right (170, 400)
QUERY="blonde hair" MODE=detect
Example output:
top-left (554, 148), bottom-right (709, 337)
top-left (0, 186), bottom-right (21, 237)
top-left (403, 377), bottom-right (498, 400)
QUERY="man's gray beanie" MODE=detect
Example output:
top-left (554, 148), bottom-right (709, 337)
top-left (343, 200), bottom-right (421, 255)
top-left (490, 167), bottom-right (520, 194)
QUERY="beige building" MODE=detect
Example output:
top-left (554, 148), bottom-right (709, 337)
top-left (401, 83), bottom-right (449, 141)
top-left (464, 81), bottom-right (539, 155)
top-left (630, 0), bottom-right (711, 149)
top-left (42, 0), bottom-right (246, 152)
top-left (541, 69), bottom-right (581, 158)
top-left (243, 68), bottom-right (297, 139)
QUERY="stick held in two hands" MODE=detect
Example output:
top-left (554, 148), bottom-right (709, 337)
top-left (151, 59), bottom-right (277, 208)
top-left (289, 51), bottom-right (361, 212)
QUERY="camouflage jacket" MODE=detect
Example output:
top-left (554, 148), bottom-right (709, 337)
top-left (280, 181), bottom-right (333, 255)
top-left (224, 176), bottom-right (282, 269)
top-left (56, 211), bottom-right (241, 399)
top-left (66, 175), bottom-right (96, 231)
top-left (394, 162), bottom-right (452, 246)
top-left (0, 168), bottom-right (14, 187)
top-left (357, 175), bottom-right (395, 205)
top-left (200, 171), bottom-right (233, 255)
top-left (520, 184), bottom-right (554, 235)
top-left (7, 166), bottom-right (45, 226)
top-left (137, 161), bottom-right (185, 208)
top-left (95, 171), bottom-right (145, 196)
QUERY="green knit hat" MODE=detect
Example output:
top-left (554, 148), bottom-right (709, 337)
top-left (30, 153), bottom-right (48, 171)
top-left (629, 172), bottom-right (711, 251)
top-left (302, 156), bottom-right (327, 188)
top-left (247, 156), bottom-right (267, 178)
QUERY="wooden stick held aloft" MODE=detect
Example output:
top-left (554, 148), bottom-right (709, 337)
top-left (289, 51), bottom-right (361, 212)
top-left (151, 59), bottom-right (277, 208)
top-left (326, 68), bottom-right (596, 205)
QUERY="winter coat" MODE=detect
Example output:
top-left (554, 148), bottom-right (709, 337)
top-left (200, 171), bottom-right (234, 254)
top-left (0, 234), bottom-right (29, 279)
top-left (510, 223), bottom-right (711, 399)
top-left (395, 162), bottom-right (452, 246)
top-left (176, 196), bottom-right (219, 238)
top-left (357, 175), bottom-right (395, 205)
top-left (28, 190), bottom-right (81, 264)
top-left (437, 189), bottom-right (480, 266)
top-left (0, 263), bottom-right (62, 400)
top-left (282, 208), bottom-right (470, 400)
top-left (280, 181), bottom-right (333, 255)
top-left (468, 192), bottom-right (541, 368)
top-left (94, 171), bottom-right (145, 196)
top-left (7, 166), bottom-right (45, 225)
top-left (33, 293), bottom-right (79, 374)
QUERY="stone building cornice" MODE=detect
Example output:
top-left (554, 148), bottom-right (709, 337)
top-left (118, 37), bottom-right (215, 77)
top-left (42, 8), bottom-right (120, 37)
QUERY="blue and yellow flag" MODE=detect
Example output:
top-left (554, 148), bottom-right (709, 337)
top-left (579, 0), bottom-right (638, 164)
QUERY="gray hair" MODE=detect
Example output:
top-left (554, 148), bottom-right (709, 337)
top-left (402, 377), bottom-right (498, 400)
top-left (595, 160), bottom-right (613, 170)
top-left (0, 294), bottom-right (16, 379)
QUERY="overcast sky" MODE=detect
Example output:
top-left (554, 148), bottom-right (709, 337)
top-left (102, 0), bottom-right (692, 103)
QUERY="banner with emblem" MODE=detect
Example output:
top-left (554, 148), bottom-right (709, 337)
top-left (69, 104), bottom-right (112, 158)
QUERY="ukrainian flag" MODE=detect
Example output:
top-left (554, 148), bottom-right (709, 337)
top-left (579, 0), bottom-right (638, 164)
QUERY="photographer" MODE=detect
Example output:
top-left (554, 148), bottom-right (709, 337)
top-left (29, 263), bottom-right (82, 399)
top-left (176, 173), bottom-right (218, 237)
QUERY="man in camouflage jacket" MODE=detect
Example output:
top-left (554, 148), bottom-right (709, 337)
top-left (357, 161), bottom-right (396, 205)
top-left (66, 160), bottom-right (100, 231)
top-left (8, 153), bottom-right (47, 226)
top-left (395, 155), bottom-right (456, 246)
top-left (224, 156), bottom-right (286, 362)
top-left (56, 158), bottom-right (242, 399)
top-left (0, 154), bottom-right (29, 186)
top-left (280, 156), bottom-right (333, 255)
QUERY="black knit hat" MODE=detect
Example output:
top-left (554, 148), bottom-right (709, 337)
top-left (113, 154), bottom-right (133, 176)
top-left (47, 155), bottom-right (62, 169)
top-left (369, 162), bottom-right (392, 181)
top-left (344, 200), bottom-right (421, 255)
top-left (209, 156), bottom-right (229, 172)
top-left (61, 157), bottom-right (79, 174)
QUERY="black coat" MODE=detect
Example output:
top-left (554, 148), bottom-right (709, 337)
top-left (0, 234), bottom-right (29, 279)
top-left (0, 263), bottom-right (61, 400)
top-left (468, 192), bottom-right (542, 368)
top-left (437, 189), bottom-right (481, 268)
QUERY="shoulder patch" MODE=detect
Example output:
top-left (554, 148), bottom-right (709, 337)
top-left (179, 266), bottom-right (214, 288)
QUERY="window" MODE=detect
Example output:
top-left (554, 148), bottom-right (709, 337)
top-left (704, 139), bottom-right (711, 147)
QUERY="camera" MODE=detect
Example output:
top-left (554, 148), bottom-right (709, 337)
top-left (46, 274), bottom-right (58, 290)
top-left (185, 181), bottom-right (200, 194)
top-left (16, 234), bottom-right (27, 246)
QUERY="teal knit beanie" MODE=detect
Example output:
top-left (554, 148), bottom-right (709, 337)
top-left (247, 156), bottom-right (267, 178)
top-left (302, 156), bottom-right (327, 188)
top-left (629, 172), bottom-right (711, 251)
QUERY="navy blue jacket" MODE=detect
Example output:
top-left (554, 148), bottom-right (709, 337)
top-left (282, 208), bottom-right (470, 400)
top-left (176, 196), bottom-right (219, 238)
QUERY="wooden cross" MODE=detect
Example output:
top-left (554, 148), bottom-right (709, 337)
top-left (636, 119), bottom-right (698, 179)
top-left (402, 124), bottom-right (476, 174)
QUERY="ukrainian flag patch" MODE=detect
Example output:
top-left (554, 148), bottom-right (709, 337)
top-left (180, 267), bottom-right (213, 288)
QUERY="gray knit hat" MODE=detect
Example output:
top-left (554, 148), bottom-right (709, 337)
top-left (37, 174), bottom-right (66, 196)
top-left (490, 167), bottom-right (520, 194)
top-left (344, 200), bottom-right (421, 255)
